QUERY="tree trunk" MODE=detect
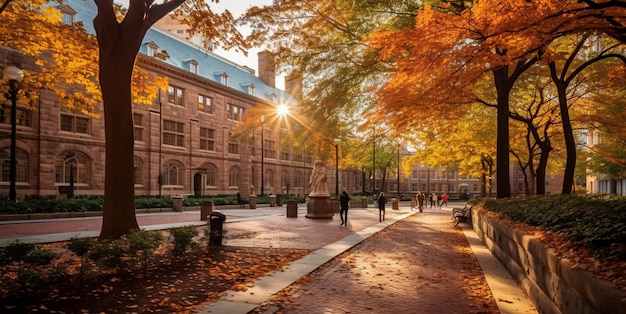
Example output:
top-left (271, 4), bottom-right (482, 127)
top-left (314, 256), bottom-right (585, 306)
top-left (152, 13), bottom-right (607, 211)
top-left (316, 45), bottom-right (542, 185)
top-left (555, 84), bottom-right (576, 194)
top-left (493, 67), bottom-right (512, 198)
top-left (97, 43), bottom-right (141, 238)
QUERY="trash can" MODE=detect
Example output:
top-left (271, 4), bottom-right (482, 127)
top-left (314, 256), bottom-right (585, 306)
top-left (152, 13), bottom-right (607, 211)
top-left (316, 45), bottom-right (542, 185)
top-left (269, 194), bottom-right (276, 207)
top-left (287, 200), bottom-right (298, 218)
top-left (200, 201), bottom-right (213, 221)
top-left (172, 196), bottom-right (183, 212)
top-left (392, 198), bottom-right (399, 210)
top-left (249, 195), bottom-right (257, 209)
top-left (276, 194), bottom-right (283, 206)
top-left (209, 211), bottom-right (226, 246)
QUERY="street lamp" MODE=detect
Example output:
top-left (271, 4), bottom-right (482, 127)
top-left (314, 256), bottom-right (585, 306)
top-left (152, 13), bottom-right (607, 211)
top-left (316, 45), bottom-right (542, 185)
top-left (3, 65), bottom-right (24, 201)
top-left (334, 138), bottom-right (340, 197)
top-left (260, 115), bottom-right (265, 195)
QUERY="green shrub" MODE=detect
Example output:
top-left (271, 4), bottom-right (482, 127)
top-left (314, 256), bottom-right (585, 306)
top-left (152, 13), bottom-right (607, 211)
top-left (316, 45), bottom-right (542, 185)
top-left (473, 194), bottom-right (626, 259)
top-left (169, 226), bottom-right (199, 257)
top-left (124, 229), bottom-right (163, 273)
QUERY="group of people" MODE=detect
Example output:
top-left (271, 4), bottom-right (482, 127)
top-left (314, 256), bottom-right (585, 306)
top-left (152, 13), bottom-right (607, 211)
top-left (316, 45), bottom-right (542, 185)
top-left (414, 191), bottom-right (448, 212)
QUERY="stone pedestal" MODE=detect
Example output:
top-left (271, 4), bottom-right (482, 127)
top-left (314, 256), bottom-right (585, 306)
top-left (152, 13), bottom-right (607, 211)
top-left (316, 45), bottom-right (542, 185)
top-left (305, 195), bottom-right (333, 219)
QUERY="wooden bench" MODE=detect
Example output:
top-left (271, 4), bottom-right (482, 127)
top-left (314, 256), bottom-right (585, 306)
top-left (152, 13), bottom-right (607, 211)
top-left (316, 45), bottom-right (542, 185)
top-left (452, 204), bottom-right (472, 227)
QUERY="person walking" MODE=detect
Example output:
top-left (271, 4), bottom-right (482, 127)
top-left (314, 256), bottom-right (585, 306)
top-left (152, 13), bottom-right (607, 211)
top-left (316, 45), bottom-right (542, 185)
top-left (378, 192), bottom-right (387, 222)
top-left (440, 193), bottom-right (448, 208)
top-left (430, 192), bottom-right (438, 209)
top-left (339, 191), bottom-right (351, 226)
top-left (417, 191), bottom-right (425, 212)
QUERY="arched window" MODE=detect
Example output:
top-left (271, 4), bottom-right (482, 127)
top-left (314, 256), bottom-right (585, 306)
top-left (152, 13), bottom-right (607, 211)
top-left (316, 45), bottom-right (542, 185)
top-left (201, 162), bottom-right (218, 187)
top-left (229, 166), bottom-right (240, 187)
top-left (162, 160), bottom-right (184, 186)
top-left (281, 170), bottom-right (288, 187)
top-left (295, 171), bottom-right (303, 188)
top-left (134, 156), bottom-right (143, 185)
top-left (266, 169), bottom-right (274, 188)
top-left (0, 148), bottom-right (29, 183)
top-left (55, 151), bottom-right (89, 184)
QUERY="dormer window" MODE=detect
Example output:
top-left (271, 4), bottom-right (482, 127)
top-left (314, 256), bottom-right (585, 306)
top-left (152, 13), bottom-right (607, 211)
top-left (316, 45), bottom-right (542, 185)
top-left (266, 92), bottom-right (277, 102)
top-left (57, 5), bottom-right (77, 25)
top-left (146, 42), bottom-right (159, 57)
top-left (184, 59), bottom-right (199, 74)
top-left (240, 82), bottom-right (256, 96)
top-left (214, 72), bottom-right (228, 86)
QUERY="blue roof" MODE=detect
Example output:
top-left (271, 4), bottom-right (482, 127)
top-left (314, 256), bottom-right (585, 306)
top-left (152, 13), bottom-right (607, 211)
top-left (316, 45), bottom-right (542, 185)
top-left (65, 0), bottom-right (295, 104)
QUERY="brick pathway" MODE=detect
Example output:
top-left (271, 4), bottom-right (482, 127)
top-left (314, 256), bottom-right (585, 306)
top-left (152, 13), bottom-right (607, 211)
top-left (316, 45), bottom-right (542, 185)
top-left (249, 210), bottom-right (500, 313)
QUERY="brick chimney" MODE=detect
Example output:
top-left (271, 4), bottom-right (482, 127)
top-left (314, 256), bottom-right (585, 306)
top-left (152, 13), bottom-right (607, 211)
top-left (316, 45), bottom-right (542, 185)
top-left (284, 71), bottom-right (302, 101)
top-left (258, 50), bottom-right (275, 88)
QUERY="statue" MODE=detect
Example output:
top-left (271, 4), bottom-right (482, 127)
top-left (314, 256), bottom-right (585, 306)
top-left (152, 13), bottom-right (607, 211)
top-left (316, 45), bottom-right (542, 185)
top-left (309, 160), bottom-right (330, 196)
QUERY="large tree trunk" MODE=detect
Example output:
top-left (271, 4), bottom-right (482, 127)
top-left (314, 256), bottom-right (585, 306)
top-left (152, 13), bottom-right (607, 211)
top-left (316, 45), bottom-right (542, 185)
top-left (93, 0), bottom-right (185, 238)
top-left (493, 66), bottom-right (512, 198)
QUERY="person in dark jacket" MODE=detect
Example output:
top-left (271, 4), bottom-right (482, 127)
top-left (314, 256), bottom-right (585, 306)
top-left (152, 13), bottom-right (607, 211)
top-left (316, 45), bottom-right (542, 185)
top-left (339, 191), bottom-right (351, 226)
top-left (378, 192), bottom-right (387, 222)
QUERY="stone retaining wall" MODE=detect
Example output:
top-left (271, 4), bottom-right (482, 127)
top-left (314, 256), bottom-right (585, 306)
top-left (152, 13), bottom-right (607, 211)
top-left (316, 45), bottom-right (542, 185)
top-left (472, 207), bottom-right (625, 314)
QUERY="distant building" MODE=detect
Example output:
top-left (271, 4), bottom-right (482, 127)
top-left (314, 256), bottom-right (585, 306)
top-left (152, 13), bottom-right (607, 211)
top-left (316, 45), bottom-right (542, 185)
top-left (586, 129), bottom-right (626, 195)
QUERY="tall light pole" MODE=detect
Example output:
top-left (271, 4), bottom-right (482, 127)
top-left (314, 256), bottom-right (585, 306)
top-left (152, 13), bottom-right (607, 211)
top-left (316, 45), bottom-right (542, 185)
top-left (334, 138), bottom-right (340, 197)
top-left (260, 115), bottom-right (265, 195)
top-left (3, 65), bottom-right (24, 201)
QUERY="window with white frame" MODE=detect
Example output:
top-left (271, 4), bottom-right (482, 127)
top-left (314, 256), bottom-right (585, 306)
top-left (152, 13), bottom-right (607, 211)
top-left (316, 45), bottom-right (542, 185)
top-left (226, 104), bottom-right (244, 121)
top-left (167, 85), bottom-right (184, 106)
top-left (198, 94), bottom-right (213, 113)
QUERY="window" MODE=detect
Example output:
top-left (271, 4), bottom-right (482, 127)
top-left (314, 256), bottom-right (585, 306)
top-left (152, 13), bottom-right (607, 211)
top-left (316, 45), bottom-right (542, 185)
top-left (1, 105), bottom-right (32, 127)
top-left (133, 113), bottom-right (144, 142)
top-left (60, 114), bottom-right (90, 134)
top-left (228, 143), bottom-right (239, 155)
top-left (198, 95), bottom-right (213, 113)
top-left (248, 85), bottom-right (255, 95)
top-left (176, 29), bottom-right (184, 34)
top-left (0, 148), bottom-right (28, 183)
top-left (190, 63), bottom-right (198, 74)
top-left (200, 127), bottom-right (215, 151)
top-left (411, 170), bottom-right (417, 179)
top-left (420, 170), bottom-right (427, 180)
top-left (167, 85), bottom-right (184, 106)
top-left (266, 169), bottom-right (274, 188)
top-left (163, 160), bottom-right (184, 186)
top-left (134, 156), bottom-right (143, 185)
top-left (281, 151), bottom-right (290, 161)
top-left (205, 163), bottom-right (217, 187)
top-left (229, 166), bottom-right (240, 187)
top-left (295, 153), bottom-right (304, 163)
top-left (281, 170), bottom-right (289, 187)
top-left (226, 104), bottom-right (244, 121)
top-left (220, 73), bottom-right (228, 85)
top-left (264, 140), bottom-right (276, 159)
top-left (163, 120), bottom-right (185, 147)
top-left (146, 43), bottom-right (158, 57)
top-left (295, 171), bottom-right (303, 188)
top-left (57, 5), bottom-right (76, 25)
top-left (54, 151), bottom-right (89, 184)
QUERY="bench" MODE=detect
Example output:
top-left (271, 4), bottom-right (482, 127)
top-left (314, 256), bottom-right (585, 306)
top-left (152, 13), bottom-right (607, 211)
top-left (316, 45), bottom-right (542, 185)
top-left (452, 204), bottom-right (472, 227)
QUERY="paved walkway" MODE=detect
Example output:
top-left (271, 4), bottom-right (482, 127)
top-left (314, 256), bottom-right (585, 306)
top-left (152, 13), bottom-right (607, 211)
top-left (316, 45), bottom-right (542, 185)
top-left (0, 202), bottom-right (536, 314)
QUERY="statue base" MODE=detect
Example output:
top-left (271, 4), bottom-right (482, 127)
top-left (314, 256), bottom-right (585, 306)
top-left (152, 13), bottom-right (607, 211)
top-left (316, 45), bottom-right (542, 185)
top-left (305, 195), bottom-right (333, 219)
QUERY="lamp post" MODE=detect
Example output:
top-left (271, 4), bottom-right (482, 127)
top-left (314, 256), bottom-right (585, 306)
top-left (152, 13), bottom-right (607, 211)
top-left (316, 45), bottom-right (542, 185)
top-left (260, 115), bottom-right (265, 195)
top-left (334, 138), bottom-right (340, 197)
top-left (3, 65), bottom-right (24, 201)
